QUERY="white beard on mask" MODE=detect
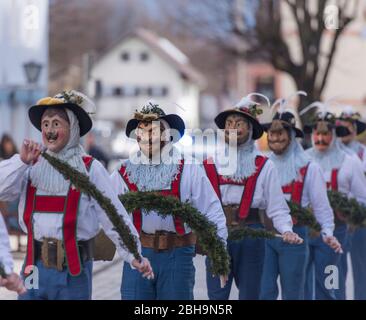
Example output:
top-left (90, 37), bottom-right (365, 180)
top-left (306, 130), bottom-right (346, 172)
top-left (269, 131), bottom-right (310, 186)
top-left (124, 144), bottom-right (182, 191)
top-left (218, 124), bottom-right (261, 182)
top-left (30, 109), bottom-right (88, 194)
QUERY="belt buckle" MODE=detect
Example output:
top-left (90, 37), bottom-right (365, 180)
top-left (41, 238), bottom-right (65, 271)
top-left (153, 231), bottom-right (163, 252)
top-left (56, 240), bottom-right (65, 272)
top-left (227, 205), bottom-right (240, 227)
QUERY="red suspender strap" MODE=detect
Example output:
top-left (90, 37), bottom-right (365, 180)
top-left (23, 156), bottom-right (93, 277)
top-left (82, 155), bottom-right (94, 171)
top-left (282, 164), bottom-right (309, 205)
top-left (34, 197), bottom-right (66, 212)
top-left (292, 165), bottom-right (309, 204)
top-left (329, 169), bottom-right (338, 191)
top-left (119, 165), bottom-right (142, 233)
top-left (23, 182), bottom-right (36, 276)
top-left (119, 160), bottom-right (186, 235)
top-left (203, 158), bottom-right (221, 200)
top-left (63, 188), bottom-right (82, 276)
top-left (238, 156), bottom-right (268, 219)
top-left (161, 160), bottom-right (185, 235)
top-left (62, 156), bottom-right (93, 276)
top-left (358, 147), bottom-right (364, 161)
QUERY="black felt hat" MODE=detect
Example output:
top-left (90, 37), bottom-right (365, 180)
top-left (126, 102), bottom-right (185, 142)
top-left (29, 91), bottom-right (94, 137)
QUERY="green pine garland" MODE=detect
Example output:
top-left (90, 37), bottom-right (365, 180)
top-left (41, 152), bottom-right (142, 261)
top-left (0, 263), bottom-right (6, 278)
top-left (327, 190), bottom-right (366, 227)
top-left (228, 227), bottom-right (277, 241)
top-left (119, 191), bottom-right (230, 276)
top-left (287, 201), bottom-right (322, 232)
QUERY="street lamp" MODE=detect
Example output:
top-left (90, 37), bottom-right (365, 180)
top-left (23, 61), bottom-right (42, 85)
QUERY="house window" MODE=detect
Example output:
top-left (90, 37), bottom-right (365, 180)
top-left (146, 87), bottom-right (153, 96)
top-left (113, 87), bottom-right (123, 96)
top-left (140, 52), bottom-right (149, 61)
top-left (134, 87), bottom-right (141, 96)
top-left (95, 80), bottom-right (102, 98)
top-left (121, 51), bottom-right (130, 61)
top-left (161, 87), bottom-right (169, 97)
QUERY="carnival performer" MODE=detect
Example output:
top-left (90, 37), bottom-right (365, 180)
top-left (260, 92), bottom-right (341, 300)
top-left (202, 93), bottom-right (303, 300)
top-left (110, 102), bottom-right (228, 300)
top-left (0, 91), bottom-right (153, 300)
top-left (303, 102), bottom-right (366, 300)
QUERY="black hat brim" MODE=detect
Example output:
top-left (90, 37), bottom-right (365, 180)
top-left (126, 114), bottom-right (185, 143)
top-left (355, 120), bottom-right (366, 135)
top-left (304, 123), bottom-right (351, 138)
top-left (262, 122), bottom-right (304, 138)
top-left (336, 126), bottom-right (352, 137)
top-left (28, 103), bottom-right (92, 137)
top-left (214, 110), bottom-right (263, 140)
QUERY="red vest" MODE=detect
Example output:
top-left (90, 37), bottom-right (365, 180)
top-left (203, 155), bottom-right (268, 220)
top-left (23, 156), bottom-right (94, 277)
top-left (281, 164), bottom-right (309, 205)
top-left (326, 169), bottom-right (338, 191)
top-left (118, 160), bottom-right (186, 235)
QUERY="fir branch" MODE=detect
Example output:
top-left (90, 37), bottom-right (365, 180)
top-left (41, 152), bottom-right (141, 261)
top-left (0, 263), bottom-right (6, 278)
top-left (287, 201), bottom-right (322, 232)
top-left (328, 190), bottom-right (366, 227)
top-left (119, 191), bottom-right (230, 276)
top-left (228, 227), bottom-right (276, 241)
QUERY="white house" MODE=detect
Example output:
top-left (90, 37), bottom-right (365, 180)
top-left (87, 29), bottom-right (206, 131)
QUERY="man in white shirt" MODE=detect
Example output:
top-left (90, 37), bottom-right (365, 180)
top-left (110, 102), bottom-right (228, 300)
top-left (337, 106), bottom-right (366, 300)
top-left (202, 94), bottom-right (303, 300)
top-left (0, 213), bottom-right (26, 294)
top-left (0, 91), bottom-right (153, 300)
top-left (260, 103), bottom-right (341, 300)
top-left (304, 104), bottom-right (366, 299)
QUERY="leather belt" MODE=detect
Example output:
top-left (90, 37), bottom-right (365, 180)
top-left (34, 238), bottom-right (94, 271)
top-left (223, 205), bottom-right (262, 227)
top-left (140, 231), bottom-right (197, 252)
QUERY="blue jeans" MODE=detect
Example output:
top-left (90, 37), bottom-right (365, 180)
top-left (305, 224), bottom-right (347, 300)
top-left (260, 225), bottom-right (309, 300)
top-left (206, 223), bottom-right (265, 300)
top-left (349, 227), bottom-right (366, 300)
top-left (121, 245), bottom-right (195, 300)
top-left (18, 259), bottom-right (93, 300)
top-left (335, 227), bottom-right (352, 300)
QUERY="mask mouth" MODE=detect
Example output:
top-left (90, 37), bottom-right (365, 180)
top-left (46, 132), bottom-right (59, 144)
top-left (268, 139), bottom-right (288, 144)
top-left (314, 140), bottom-right (330, 146)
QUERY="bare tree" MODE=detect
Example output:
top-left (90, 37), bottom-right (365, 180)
top-left (161, 0), bottom-right (360, 118)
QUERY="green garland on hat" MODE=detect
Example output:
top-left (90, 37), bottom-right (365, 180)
top-left (327, 190), bottom-right (366, 227)
top-left (119, 191), bottom-right (230, 276)
top-left (41, 152), bottom-right (142, 262)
